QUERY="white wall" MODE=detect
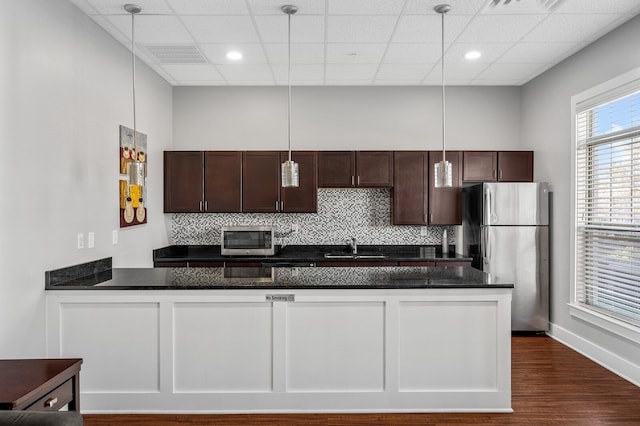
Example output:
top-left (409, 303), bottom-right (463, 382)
top-left (173, 86), bottom-right (521, 151)
top-left (521, 15), bottom-right (640, 383)
top-left (0, 0), bottom-right (172, 357)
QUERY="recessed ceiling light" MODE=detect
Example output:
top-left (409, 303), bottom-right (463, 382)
top-left (226, 51), bottom-right (242, 61)
top-left (464, 50), bottom-right (482, 60)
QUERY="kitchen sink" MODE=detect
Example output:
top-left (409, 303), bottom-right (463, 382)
top-left (323, 252), bottom-right (386, 260)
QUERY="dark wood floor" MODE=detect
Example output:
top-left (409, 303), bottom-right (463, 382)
top-left (84, 336), bottom-right (640, 425)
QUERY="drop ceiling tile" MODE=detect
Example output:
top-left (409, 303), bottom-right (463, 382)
top-left (227, 80), bottom-right (277, 85)
top-left (475, 63), bottom-right (548, 80)
top-left (216, 64), bottom-right (275, 81)
top-left (327, 0), bottom-right (406, 15)
top-left (376, 64), bottom-right (431, 80)
top-left (498, 41), bottom-right (582, 63)
top-left (324, 80), bottom-right (377, 86)
top-left (166, 0), bottom-right (249, 15)
top-left (555, 0), bottom-right (640, 14)
top-left (182, 16), bottom-right (260, 43)
top-left (105, 15), bottom-right (194, 44)
top-left (254, 15), bottom-right (325, 43)
top-left (161, 64), bottom-right (224, 81)
top-left (87, 15), bottom-right (130, 44)
top-left (325, 64), bottom-right (379, 81)
top-left (69, 0), bottom-right (98, 15)
top-left (272, 64), bottom-right (325, 81)
top-left (426, 62), bottom-right (489, 81)
top-left (479, 0), bottom-right (555, 15)
top-left (392, 15), bottom-right (473, 43)
top-left (457, 15), bottom-right (546, 43)
top-left (326, 44), bottom-right (387, 64)
top-left (384, 43), bottom-right (442, 64)
top-left (199, 44), bottom-right (267, 64)
top-left (248, 0), bottom-right (326, 15)
top-left (275, 80), bottom-right (325, 85)
top-left (85, 0), bottom-right (173, 15)
top-left (264, 44), bottom-right (325, 64)
top-left (373, 79), bottom-right (424, 85)
top-left (327, 16), bottom-right (399, 43)
top-left (471, 79), bottom-right (524, 86)
top-left (522, 13), bottom-right (626, 42)
top-left (404, 0), bottom-right (487, 15)
top-left (422, 78), bottom-right (474, 86)
top-left (444, 43), bottom-right (513, 64)
top-left (149, 65), bottom-right (178, 84)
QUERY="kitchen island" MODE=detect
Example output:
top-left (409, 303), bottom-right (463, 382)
top-left (46, 262), bottom-right (512, 413)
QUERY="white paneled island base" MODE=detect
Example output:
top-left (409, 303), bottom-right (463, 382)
top-left (46, 288), bottom-right (512, 413)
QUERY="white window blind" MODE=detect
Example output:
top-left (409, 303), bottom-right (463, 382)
top-left (575, 88), bottom-right (640, 326)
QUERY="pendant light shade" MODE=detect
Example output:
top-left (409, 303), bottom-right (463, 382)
top-left (281, 4), bottom-right (299, 188)
top-left (125, 3), bottom-right (145, 188)
top-left (434, 4), bottom-right (453, 188)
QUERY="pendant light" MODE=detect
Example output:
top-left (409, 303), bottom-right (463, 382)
top-left (125, 4), bottom-right (145, 188)
top-left (281, 4), bottom-right (299, 188)
top-left (434, 4), bottom-right (453, 188)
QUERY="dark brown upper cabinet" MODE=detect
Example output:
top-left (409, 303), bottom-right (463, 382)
top-left (428, 151), bottom-right (463, 225)
top-left (280, 151), bottom-right (318, 213)
top-left (497, 151), bottom-right (533, 182)
top-left (204, 151), bottom-right (242, 212)
top-left (164, 151), bottom-right (204, 213)
top-left (463, 151), bottom-right (497, 182)
top-left (164, 151), bottom-right (242, 213)
top-left (463, 151), bottom-right (533, 182)
top-left (242, 151), bottom-right (281, 213)
top-left (242, 151), bottom-right (318, 213)
top-left (318, 151), bottom-right (393, 188)
top-left (392, 151), bottom-right (429, 225)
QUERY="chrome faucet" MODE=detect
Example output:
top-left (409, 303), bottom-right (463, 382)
top-left (348, 237), bottom-right (358, 254)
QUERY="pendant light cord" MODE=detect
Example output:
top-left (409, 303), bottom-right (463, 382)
top-left (131, 10), bottom-right (138, 154)
top-left (440, 8), bottom-right (446, 163)
top-left (287, 10), bottom-right (292, 162)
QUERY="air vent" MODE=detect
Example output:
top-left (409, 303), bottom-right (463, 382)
top-left (143, 45), bottom-right (208, 64)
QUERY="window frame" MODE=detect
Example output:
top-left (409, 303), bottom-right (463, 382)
top-left (570, 67), bottom-right (640, 344)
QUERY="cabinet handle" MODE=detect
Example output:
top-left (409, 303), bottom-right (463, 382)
top-left (280, 201), bottom-right (284, 211)
top-left (44, 397), bottom-right (58, 408)
top-left (204, 201), bottom-right (208, 211)
top-left (275, 200), bottom-right (279, 212)
top-left (357, 175), bottom-right (360, 185)
top-left (199, 201), bottom-right (203, 212)
top-left (430, 214), bottom-right (433, 223)
top-left (493, 169), bottom-right (497, 180)
top-left (424, 214), bottom-right (428, 223)
top-left (351, 176), bottom-right (355, 186)
top-left (499, 169), bottom-right (503, 180)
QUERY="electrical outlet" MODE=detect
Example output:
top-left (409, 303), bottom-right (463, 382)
top-left (291, 223), bottom-right (299, 233)
top-left (112, 230), bottom-right (118, 245)
top-left (420, 226), bottom-right (428, 236)
top-left (88, 232), bottom-right (95, 248)
top-left (77, 233), bottom-right (84, 249)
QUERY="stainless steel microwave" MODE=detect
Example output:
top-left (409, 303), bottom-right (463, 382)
top-left (221, 225), bottom-right (275, 256)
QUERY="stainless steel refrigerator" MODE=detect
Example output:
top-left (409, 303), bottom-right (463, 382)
top-left (462, 182), bottom-right (550, 332)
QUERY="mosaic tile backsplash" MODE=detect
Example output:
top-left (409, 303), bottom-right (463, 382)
top-left (171, 189), bottom-right (456, 246)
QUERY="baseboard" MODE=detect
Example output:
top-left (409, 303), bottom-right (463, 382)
top-left (548, 323), bottom-right (640, 387)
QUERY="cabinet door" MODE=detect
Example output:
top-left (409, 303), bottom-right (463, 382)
top-left (392, 151), bottom-right (428, 225)
top-left (463, 151), bottom-right (497, 182)
top-left (498, 151), bottom-right (533, 182)
top-left (164, 151), bottom-right (203, 213)
top-left (280, 151), bottom-right (318, 213)
top-left (318, 151), bottom-right (356, 188)
top-left (204, 151), bottom-right (242, 212)
top-left (356, 151), bottom-right (393, 187)
top-left (428, 151), bottom-right (462, 225)
top-left (242, 151), bottom-right (280, 212)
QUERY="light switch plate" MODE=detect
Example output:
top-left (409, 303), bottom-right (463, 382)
top-left (77, 233), bottom-right (84, 249)
top-left (112, 230), bottom-right (118, 245)
top-left (88, 232), bottom-right (95, 248)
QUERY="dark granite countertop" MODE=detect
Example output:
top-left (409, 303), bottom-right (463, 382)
top-left (153, 244), bottom-right (472, 265)
top-left (46, 264), bottom-right (512, 290)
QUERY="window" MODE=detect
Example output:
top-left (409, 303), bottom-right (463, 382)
top-left (574, 79), bottom-right (640, 330)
